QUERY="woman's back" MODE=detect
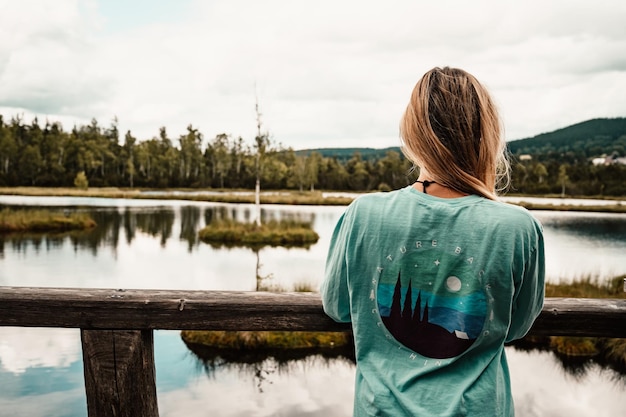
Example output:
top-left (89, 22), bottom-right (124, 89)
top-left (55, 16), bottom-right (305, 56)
top-left (322, 186), bottom-right (544, 416)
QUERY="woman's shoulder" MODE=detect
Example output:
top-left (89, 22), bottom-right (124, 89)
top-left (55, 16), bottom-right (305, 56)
top-left (482, 198), bottom-right (543, 232)
top-left (350, 188), bottom-right (409, 208)
top-left (343, 188), bottom-right (407, 218)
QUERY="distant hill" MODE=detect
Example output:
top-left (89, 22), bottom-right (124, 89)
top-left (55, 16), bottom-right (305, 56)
top-left (507, 117), bottom-right (626, 157)
top-left (296, 118), bottom-right (626, 161)
top-left (295, 146), bottom-right (401, 162)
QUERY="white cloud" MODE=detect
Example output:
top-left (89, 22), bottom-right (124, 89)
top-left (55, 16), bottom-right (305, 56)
top-left (0, 0), bottom-right (625, 149)
top-left (158, 358), bottom-right (355, 417)
top-left (508, 348), bottom-right (626, 417)
top-left (0, 328), bottom-right (80, 374)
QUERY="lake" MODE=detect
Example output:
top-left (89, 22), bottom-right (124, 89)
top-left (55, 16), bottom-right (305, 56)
top-left (0, 195), bottom-right (625, 417)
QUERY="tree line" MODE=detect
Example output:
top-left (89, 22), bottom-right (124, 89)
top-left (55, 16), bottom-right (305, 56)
top-left (509, 158), bottom-right (626, 196)
top-left (1, 115), bottom-right (625, 196)
top-left (0, 115), bottom-right (415, 192)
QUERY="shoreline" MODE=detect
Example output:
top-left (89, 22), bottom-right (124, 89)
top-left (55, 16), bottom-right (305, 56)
top-left (0, 187), bottom-right (625, 213)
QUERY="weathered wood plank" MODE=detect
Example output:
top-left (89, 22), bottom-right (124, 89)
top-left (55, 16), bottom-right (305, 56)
top-left (81, 329), bottom-right (158, 417)
top-left (529, 297), bottom-right (626, 337)
top-left (0, 287), bottom-right (624, 337)
top-left (0, 287), bottom-right (348, 331)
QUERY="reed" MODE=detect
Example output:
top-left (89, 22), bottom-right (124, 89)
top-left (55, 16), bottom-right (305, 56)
top-left (0, 208), bottom-right (96, 233)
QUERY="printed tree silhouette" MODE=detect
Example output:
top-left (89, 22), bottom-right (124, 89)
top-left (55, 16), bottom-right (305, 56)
top-left (381, 271), bottom-right (475, 359)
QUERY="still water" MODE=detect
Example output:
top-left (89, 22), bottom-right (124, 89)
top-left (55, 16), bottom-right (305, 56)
top-left (0, 195), bottom-right (625, 417)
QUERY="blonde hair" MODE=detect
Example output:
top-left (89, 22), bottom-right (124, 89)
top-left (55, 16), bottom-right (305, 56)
top-left (400, 67), bottom-right (510, 200)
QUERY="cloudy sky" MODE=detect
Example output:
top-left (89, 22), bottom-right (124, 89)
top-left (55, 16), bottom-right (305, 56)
top-left (1, 0), bottom-right (625, 150)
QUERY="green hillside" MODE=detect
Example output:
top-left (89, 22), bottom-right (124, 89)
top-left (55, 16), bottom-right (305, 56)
top-left (507, 118), bottom-right (626, 158)
top-left (299, 118), bottom-right (626, 162)
top-left (296, 146), bottom-right (401, 162)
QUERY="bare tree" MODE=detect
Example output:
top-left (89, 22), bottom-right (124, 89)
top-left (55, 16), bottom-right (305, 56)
top-left (253, 93), bottom-right (269, 226)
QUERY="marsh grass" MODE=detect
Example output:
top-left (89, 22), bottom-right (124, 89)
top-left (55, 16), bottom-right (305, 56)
top-left (3, 187), bottom-right (626, 211)
top-left (180, 280), bottom-right (352, 362)
top-left (545, 275), bottom-right (626, 298)
top-left (514, 201), bottom-right (626, 213)
top-left (0, 186), bottom-right (139, 199)
top-left (293, 281), bottom-right (316, 292)
top-left (198, 218), bottom-right (319, 248)
top-left (0, 208), bottom-right (96, 233)
top-left (0, 187), bottom-right (354, 206)
top-left (181, 330), bottom-right (350, 350)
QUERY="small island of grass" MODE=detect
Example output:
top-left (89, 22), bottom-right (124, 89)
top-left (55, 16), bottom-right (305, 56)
top-left (0, 208), bottom-right (97, 233)
top-left (181, 330), bottom-right (350, 350)
top-left (198, 219), bottom-right (319, 248)
top-left (181, 329), bottom-right (354, 367)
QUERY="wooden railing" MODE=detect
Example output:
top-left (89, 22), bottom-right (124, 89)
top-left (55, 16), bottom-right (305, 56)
top-left (0, 287), bottom-right (625, 417)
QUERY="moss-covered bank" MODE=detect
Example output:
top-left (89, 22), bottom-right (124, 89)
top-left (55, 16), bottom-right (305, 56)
top-left (182, 330), bottom-right (350, 350)
top-left (0, 208), bottom-right (96, 233)
top-left (198, 219), bottom-right (319, 248)
top-left (181, 330), bottom-right (355, 367)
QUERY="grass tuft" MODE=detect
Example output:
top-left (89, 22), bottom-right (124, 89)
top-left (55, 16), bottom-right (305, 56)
top-left (293, 281), bottom-right (316, 292)
top-left (0, 208), bottom-right (96, 233)
top-left (545, 275), bottom-right (626, 299)
top-left (198, 218), bottom-right (319, 248)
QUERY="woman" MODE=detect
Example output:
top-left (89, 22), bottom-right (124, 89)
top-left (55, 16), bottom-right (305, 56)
top-left (321, 67), bottom-right (545, 416)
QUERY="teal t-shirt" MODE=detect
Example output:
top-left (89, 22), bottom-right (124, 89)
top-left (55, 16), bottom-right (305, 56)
top-left (321, 186), bottom-right (545, 416)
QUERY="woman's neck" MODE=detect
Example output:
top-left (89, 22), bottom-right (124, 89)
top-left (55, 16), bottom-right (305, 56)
top-left (413, 176), bottom-right (469, 199)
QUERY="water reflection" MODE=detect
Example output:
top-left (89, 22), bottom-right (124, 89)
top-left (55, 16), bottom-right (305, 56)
top-left (0, 205), bottom-right (316, 256)
top-left (157, 357), bottom-right (356, 417)
top-left (183, 337), bottom-right (355, 393)
top-left (1, 197), bottom-right (625, 416)
top-left (127, 208), bottom-right (175, 247)
top-left (507, 348), bottom-right (626, 417)
top-left (538, 211), bottom-right (626, 243)
top-left (531, 211), bottom-right (626, 281)
top-left (0, 328), bottom-right (80, 374)
top-left (510, 338), bottom-right (626, 382)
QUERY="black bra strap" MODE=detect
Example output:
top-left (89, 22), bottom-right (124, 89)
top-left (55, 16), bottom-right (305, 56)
top-left (415, 180), bottom-right (436, 194)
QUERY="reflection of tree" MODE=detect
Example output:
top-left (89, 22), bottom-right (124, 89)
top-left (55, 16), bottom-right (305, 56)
top-left (179, 206), bottom-right (201, 252)
top-left (509, 337), bottom-right (626, 381)
top-left (123, 208), bottom-right (135, 244)
top-left (70, 209), bottom-right (123, 256)
top-left (134, 209), bottom-right (175, 247)
top-left (543, 215), bottom-right (626, 242)
top-left (2, 205), bottom-right (277, 255)
top-left (1, 204), bottom-right (319, 292)
top-left (255, 248), bottom-right (274, 291)
top-left (182, 337), bottom-right (355, 393)
top-left (1, 206), bottom-right (177, 255)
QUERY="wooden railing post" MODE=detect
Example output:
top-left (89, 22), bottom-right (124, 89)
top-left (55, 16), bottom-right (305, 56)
top-left (81, 329), bottom-right (159, 417)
